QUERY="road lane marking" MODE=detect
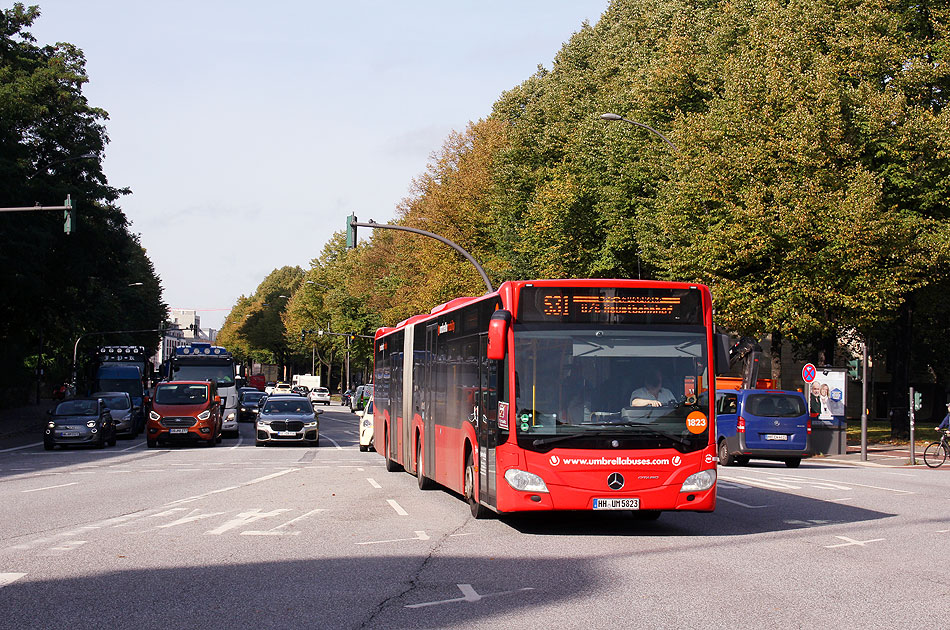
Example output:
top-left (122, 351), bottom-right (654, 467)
top-left (825, 536), bottom-right (885, 548)
top-left (206, 508), bottom-right (290, 535)
top-left (156, 509), bottom-right (226, 529)
top-left (0, 573), bottom-right (26, 588)
top-left (387, 499), bottom-right (408, 516)
top-left (119, 442), bottom-right (145, 452)
top-left (323, 436), bottom-right (344, 450)
top-left (0, 443), bottom-right (42, 453)
top-left (166, 468), bottom-right (299, 506)
top-left (717, 496), bottom-right (768, 509)
top-left (241, 507), bottom-right (326, 536)
top-left (356, 531), bottom-right (430, 545)
top-left (367, 478), bottom-right (382, 488)
top-left (406, 584), bottom-right (535, 608)
top-left (718, 475), bottom-right (799, 490)
top-left (21, 482), bottom-right (79, 493)
top-left (45, 540), bottom-right (86, 555)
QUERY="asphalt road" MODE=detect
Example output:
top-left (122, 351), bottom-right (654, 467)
top-left (1, 404), bottom-right (948, 629)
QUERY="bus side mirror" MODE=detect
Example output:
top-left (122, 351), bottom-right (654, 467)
top-left (487, 310), bottom-right (511, 361)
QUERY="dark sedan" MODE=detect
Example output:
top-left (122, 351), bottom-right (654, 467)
top-left (45, 398), bottom-right (117, 450)
top-left (239, 390), bottom-right (266, 422)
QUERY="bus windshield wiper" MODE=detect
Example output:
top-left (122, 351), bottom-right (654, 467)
top-left (531, 431), bottom-right (614, 447)
top-left (582, 422), bottom-right (691, 447)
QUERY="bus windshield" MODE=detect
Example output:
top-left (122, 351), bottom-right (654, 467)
top-left (513, 325), bottom-right (709, 453)
top-left (172, 363), bottom-right (235, 387)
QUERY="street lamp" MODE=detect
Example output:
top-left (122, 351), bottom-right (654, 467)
top-left (128, 282), bottom-right (144, 287)
top-left (28, 152), bottom-right (98, 179)
top-left (600, 113), bottom-right (678, 152)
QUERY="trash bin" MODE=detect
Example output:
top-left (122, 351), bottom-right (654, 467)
top-left (811, 417), bottom-right (847, 455)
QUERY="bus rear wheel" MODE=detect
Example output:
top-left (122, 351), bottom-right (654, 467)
top-left (416, 438), bottom-right (436, 490)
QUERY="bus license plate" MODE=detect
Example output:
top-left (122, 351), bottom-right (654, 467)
top-left (765, 434), bottom-right (788, 441)
top-left (593, 498), bottom-right (639, 510)
top-left (169, 428), bottom-right (188, 434)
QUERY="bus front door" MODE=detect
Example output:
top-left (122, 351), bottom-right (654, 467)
top-left (477, 334), bottom-right (498, 509)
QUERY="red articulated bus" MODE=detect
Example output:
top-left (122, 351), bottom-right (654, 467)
top-left (372, 279), bottom-right (720, 519)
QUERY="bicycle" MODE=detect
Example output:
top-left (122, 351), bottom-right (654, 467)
top-left (924, 431), bottom-right (950, 468)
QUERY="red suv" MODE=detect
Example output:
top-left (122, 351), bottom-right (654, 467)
top-left (147, 381), bottom-right (222, 448)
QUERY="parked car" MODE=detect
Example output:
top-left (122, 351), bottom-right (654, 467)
top-left (239, 389), bottom-right (266, 422)
top-left (716, 389), bottom-right (811, 468)
top-left (309, 387), bottom-right (331, 406)
top-left (255, 395), bottom-right (322, 447)
top-left (91, 391), bottom-right (137, 438)
top-left (147, 381), bottom-right (222, 448)
top-left (356, 398), bottom-right (375, 451)
top-left (45, 397), bottom-right (117, 450)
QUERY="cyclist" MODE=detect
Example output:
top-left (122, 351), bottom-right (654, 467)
top-left (935, 403), bottom-right (950, 432)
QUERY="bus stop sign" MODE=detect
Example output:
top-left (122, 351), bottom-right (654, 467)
top-left (802, 363), bottom-right (816, 383)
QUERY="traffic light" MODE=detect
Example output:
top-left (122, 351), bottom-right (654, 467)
top-left (914, 391), bottom-right (923, 411)
top-left (847, 358), bottom-right (861, 379)
top-left (63, 194), bottom-right (74, 234)
top-left (346, 213), bottom-right (357, 249)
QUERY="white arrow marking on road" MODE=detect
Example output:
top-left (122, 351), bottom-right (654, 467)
top-left (825, 536), bottom-right (885, 548)
top-left (156, 509), bottom-right (226, 529)
top-left (205, 509), bottom-right (290, 535)
top-left (356, 531), bottom-right (430, 545)
top-left (0, 573), bottom-right (26, 589)
top-left (21, 482), bottom-right (79, 493)
top-left (241, 508), bottom-right (326, 536)
top-left (406, 584), bottom-right (535, 608)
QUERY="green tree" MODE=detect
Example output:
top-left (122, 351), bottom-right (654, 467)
top-left (0, 4), bottom-right (166, 403)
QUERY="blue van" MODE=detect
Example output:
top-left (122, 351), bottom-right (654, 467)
top-left (715, 389), bottom-right (810, 468)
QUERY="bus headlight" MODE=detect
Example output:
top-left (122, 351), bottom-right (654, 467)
top-left (680, 469), bottom-right (716, 492)
top-left (504, 469), bottom-right (549, 493)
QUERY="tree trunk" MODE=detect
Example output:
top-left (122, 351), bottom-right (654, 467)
top-left (888, 300), bottom-right (913, 438)
top-left (770, 330), bottom-right (782, 390)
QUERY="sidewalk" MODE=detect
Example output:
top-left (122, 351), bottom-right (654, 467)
top-left (0, 399), bottom-right (56, 445)
top-left (815, 443), bottom-right (937, 468)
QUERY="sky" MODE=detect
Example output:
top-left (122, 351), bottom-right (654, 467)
top-left (30, 1), bottom-right (611, 329)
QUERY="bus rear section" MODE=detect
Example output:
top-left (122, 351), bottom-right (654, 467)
top-left (373, 280), bottom-right (719, 518)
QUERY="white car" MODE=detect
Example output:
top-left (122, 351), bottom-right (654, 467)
top-left (309, 387), bottom-right (331, 406)
top-left (357, 398), bottom-right (374, 452)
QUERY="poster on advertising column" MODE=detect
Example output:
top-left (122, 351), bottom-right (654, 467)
top-left (808, 369), bottom-right (846, 421)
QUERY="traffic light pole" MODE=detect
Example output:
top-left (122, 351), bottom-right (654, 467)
top-left (909, 387), bottom-right (916, 465)
top-left (861, 341), bottom-right (868, 461)
top-left (346, 215), bottom-right (493, 293)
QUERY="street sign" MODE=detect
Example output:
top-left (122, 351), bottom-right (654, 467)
top-left (802, 363), bottom-right (816, 383)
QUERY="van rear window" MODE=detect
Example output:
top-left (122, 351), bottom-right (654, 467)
top-left (746, 394), bottom-right (805, 418)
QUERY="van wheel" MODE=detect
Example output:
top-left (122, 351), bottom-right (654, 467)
top-left (785, 457), bottom-right (801, 468)
top-left (717, 440), bottom-right (734, 466)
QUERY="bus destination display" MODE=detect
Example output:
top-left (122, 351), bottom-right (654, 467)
top-left (519, 287), bottom-right (702, 325)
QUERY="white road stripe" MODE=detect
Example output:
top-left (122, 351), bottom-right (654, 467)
top-left (387, 499), bottom-right (408, 516)
top-left (166, 468), bottom-right (299, 506)
top-left (119, 441), bottom-right (145, 452)
top-left (0, 443), bottom-right (42, 453)
top-left (717, 496), bottom-right (768, 509)
top-left (21, 482), bottom-right (79, 493)
top-left (0, 573), bottom-right (26, 588)
top-left (323, 436), bottom-right (344, 450)
top-left (367, 478), bottom-right (382, 488)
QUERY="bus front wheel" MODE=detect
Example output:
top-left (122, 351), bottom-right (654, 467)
top-left (464, 451), bottom-right (492, 519)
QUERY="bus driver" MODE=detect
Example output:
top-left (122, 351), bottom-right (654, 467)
top-left (630, 369), bottom-right (676, 408)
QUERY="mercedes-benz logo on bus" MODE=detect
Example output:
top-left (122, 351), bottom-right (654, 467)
top-left (607, 472), bottom-right (625, 490)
